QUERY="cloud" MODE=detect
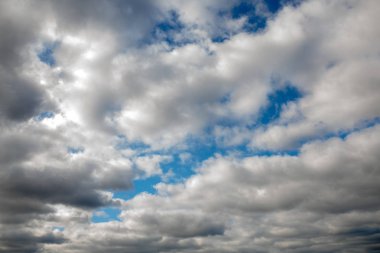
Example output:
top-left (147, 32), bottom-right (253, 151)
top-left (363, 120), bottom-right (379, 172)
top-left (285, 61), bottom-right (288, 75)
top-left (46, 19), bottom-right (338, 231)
top-left (0, 0), bottom-right (379, 252)
top-left (250, 0), bottom-right (380, 150)
top-left (134, 154), bottom-right (172, 177)
top-left (47, 125), bottom-right (380, 253)
top-left (0, 2), bottom-right (47, 122)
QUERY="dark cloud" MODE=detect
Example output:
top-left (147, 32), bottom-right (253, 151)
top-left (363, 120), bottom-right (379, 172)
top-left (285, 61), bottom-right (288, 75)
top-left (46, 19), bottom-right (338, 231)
top-left (0, 134), bottom-right (42, 165)
top-left (1, 166), bottom-right (109, 208)
top-left (0, 4), bottom-right (46, 122)
top-left (0, 82), bottom-right (43, 121)
top-left (127, 211), bottom-right (225, 238)
top-left (0, 230), bottom-right (66, 253)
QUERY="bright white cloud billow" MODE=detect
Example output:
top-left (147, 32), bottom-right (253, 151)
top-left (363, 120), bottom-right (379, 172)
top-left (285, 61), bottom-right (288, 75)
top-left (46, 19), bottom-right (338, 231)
top-left (0, 0), bottom-right (379, 252)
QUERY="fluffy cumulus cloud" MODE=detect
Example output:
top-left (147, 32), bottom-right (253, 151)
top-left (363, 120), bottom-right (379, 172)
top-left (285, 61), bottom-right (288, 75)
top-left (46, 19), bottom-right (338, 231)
top-left (0, 0), bottom-right (379, 252)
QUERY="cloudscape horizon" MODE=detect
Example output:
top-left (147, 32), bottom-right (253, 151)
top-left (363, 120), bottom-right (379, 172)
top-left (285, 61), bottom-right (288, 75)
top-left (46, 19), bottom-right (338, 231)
top-left (0, 0), bottom-right (380, 252)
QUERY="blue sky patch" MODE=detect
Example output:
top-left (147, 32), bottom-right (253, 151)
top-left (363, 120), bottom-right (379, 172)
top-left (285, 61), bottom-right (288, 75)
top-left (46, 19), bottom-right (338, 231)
top-left (264, 0), bottom-right (303, 13)
top-left (91, 207), bottom-right (121, 223)
top-left (156, 11), bottom-right (184, 33)
top-left (38, 42), bottom-right (59, 66)
top-left (35, 111), bottom-right (54, 121)
top-left (113, 176), bottom-right (161, 201)
top-left (67, 146), bottom-right (84, 154)
top-left (144, 10), bottom-right (189, 47)
top-left (258, 84), bottom-right (302, 125)
top-left (212, 36), bottom-right (229, 43)
top-left (231, 1), bottom-right (267, 33)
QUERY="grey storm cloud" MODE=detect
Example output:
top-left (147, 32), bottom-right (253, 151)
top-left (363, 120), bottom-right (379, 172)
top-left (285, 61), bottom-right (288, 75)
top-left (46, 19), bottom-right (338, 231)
top-left (0, 0), bottom-right (380, 252)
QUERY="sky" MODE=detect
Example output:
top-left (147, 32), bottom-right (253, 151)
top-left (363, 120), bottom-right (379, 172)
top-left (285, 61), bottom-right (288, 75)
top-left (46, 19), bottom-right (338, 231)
top-left (0, 0), bottom-right (380, 252)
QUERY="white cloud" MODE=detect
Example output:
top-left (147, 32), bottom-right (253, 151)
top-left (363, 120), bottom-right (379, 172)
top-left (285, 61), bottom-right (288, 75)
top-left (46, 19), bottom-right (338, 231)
top-left (250, 0), bottom-right (380, 150)
top-left (46, 125), bottom-right (380, 253)
top-left (0, 0), bottom-right (379, 252)
top-left (134, 155), bottom-right (172, 178)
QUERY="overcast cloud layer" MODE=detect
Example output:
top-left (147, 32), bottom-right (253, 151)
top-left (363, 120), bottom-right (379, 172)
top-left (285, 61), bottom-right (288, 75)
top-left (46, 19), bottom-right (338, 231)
top-left (1, 0), bottom-right (380, 252)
